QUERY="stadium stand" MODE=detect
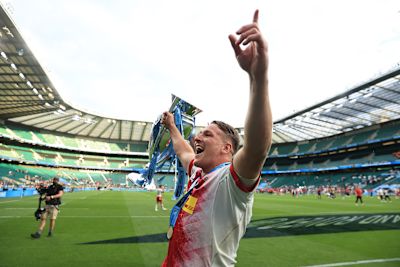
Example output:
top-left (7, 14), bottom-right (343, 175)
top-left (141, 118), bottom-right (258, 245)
top-left (0, 123), bottom-right (147, 153)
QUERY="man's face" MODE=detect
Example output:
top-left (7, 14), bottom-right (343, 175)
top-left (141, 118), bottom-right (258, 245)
top-left (193, 123), bottom-right (231, 172)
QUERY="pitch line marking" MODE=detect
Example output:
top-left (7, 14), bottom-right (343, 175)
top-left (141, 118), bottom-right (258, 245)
top-left (4, 207), bottom-right (35, 209)
top-left (0, 215), bottom-right (168, 218)
top-left (302, 258), bottom-right (400, 267)
top-left (3, 207), bottom-right (90, 210)
top-left (253, 210), bottom-right (395, 217)
top-left (0, 200), bottom-right (20, 204)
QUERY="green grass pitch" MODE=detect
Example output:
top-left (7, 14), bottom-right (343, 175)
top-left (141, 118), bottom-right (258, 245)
top-left (0, 191), bottom-right (399, 267)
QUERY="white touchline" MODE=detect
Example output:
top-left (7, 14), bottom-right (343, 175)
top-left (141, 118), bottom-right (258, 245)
top-left (3, 207), bottom-right (90, 209)
top-left (255, 211), bottom-right (383, 217)
top-left (0, 215), bottom-right (169, 218)
top-left (302, 258), bottom-right (400, 267)
top-left (0, 200), bottom-right (20, 204)
top-left (4, 208), bottom-right (34, 209)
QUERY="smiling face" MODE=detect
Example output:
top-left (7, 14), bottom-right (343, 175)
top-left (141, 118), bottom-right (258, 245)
top-left (193, 123), bottom-right (234, 173)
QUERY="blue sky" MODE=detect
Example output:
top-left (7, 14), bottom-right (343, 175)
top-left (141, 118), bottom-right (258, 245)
top-left (2, 0), bottom-right (400, 127)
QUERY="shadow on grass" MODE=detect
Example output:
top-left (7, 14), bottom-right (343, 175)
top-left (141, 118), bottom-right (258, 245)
top-left (80, 213), bottom-right (400, 244)
top-left (81, 233), bottom-right (167, 244)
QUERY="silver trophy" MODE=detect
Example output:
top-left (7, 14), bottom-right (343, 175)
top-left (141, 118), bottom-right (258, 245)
top-left (145, 94), bottom-right (201, 199)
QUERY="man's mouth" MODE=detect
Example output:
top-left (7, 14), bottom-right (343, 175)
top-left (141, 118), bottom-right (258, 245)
top-left (195, 145), bottom-right (204, 155)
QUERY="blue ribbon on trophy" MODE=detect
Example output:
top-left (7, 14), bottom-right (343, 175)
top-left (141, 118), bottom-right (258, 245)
top-left (144, 94), bottom-right (201, 199)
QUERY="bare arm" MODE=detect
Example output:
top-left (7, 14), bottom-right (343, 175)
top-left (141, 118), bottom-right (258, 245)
top-left (46, 190), bottom-right (64, 201)
top-left (161, 112), bottom-right (195, 173)
top-left (230, 10), bottom-right (272, 179)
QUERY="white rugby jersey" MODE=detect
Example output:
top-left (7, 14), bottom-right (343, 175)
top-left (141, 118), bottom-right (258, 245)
top-left (162, 160), bottom-right (259, 267)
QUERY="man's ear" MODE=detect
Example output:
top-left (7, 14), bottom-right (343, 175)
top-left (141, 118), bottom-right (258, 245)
top-left (222, 143), bottom-right (233, 154)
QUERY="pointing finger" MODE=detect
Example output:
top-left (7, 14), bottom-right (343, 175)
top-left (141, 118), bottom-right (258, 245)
top-left (253, 9), bottom-right (259, 24)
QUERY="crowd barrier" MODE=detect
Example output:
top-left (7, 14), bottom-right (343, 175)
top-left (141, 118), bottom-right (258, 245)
top-left (0, 187), bottom-right (150, 198)
top-left (0, 188), bottom-right (38, 198)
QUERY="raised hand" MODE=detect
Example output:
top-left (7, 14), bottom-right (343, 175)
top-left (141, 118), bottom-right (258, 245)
top-left (229, 10), bottom-right (268, 79)
top-left (161, 112), bottom-right (175, 130)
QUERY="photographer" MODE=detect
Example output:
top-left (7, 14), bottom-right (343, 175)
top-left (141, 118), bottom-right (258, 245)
top-left (31, 177), bottom-right (64, 239)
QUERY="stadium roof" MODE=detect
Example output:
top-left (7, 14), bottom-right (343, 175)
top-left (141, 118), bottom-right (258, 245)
top-left (1, 4), bottom-right (400, 144)
top-left (0, 5), bottom-right (153, 143)
top-left (271, 67), bottom-right (400, 143)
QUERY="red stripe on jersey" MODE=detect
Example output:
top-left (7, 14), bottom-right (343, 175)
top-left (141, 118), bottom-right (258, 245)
top-left (230, 164), bottom-right (260, 192)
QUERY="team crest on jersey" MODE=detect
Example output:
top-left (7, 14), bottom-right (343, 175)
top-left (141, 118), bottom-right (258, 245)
top-left (182, 195), bottom-right (198, 214)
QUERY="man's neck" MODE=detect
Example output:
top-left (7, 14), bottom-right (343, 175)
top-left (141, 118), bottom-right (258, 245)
top-left (203, 160), bottom-right (231, 174)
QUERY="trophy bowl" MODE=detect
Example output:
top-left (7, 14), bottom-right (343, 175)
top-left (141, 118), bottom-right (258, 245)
top-left (148, 94), bottom-right (202, 165)
top-left (144, 95), bottom-right (201, 199)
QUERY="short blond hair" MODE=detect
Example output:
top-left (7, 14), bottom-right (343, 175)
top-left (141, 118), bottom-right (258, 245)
top-left (211, 121), bottom-right (240, 154)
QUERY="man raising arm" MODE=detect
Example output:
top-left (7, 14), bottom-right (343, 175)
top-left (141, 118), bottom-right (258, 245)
top-left (229, 9), bottom-right (272, 181)
top-left (161, 10), bottom-right (272, 267)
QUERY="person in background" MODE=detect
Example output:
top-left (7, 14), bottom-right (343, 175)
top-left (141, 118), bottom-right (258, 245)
top-left (355, 186), bottom-right (364, 206)
top-left (377, 188), bottom-right (384, 201)
top-left (383, 188), bottom-right (392, 202)
top-left (155, 185), bottom-right (167, 211)
top-left (31, 177), bottom-right (64, 238)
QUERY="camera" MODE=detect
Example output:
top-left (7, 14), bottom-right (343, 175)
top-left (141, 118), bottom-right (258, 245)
top-left (36, 184), bottom-right (47, 195)
top-left (33, 184), bottom-right (47, 220)
top-left (34, 208), bottom-right (46, 221)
